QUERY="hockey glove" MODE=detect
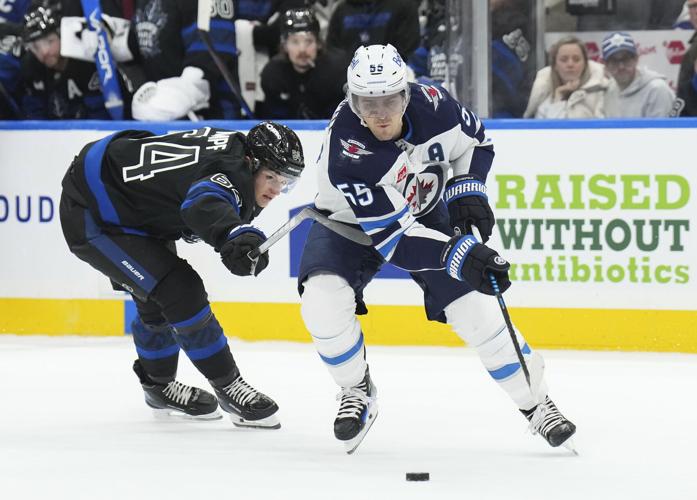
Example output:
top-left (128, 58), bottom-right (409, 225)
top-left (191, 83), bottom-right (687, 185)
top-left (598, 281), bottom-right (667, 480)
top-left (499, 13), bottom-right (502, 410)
top-left (220, 225), bottom-right (269, 277)
top-left (441, 235), bottom-right (511, 296)
top-left (131, 67), bottom-right (210, 121)
top-left (444, 174), bottom-right (495, 243)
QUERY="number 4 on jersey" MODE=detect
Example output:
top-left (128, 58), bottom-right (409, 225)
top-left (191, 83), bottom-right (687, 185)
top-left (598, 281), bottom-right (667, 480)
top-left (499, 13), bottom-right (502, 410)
top-left (122, 143), bottom-right (200, 182)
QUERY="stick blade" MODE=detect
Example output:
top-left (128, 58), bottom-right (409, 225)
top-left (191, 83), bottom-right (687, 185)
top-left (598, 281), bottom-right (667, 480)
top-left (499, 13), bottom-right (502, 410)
top-left (197, 0), bottom-right (211, 31)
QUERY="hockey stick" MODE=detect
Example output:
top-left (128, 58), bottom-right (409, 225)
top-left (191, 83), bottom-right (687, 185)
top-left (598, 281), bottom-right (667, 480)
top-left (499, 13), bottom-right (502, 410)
top-left (81, 0), bottom-right (125, 120)
top-left (196, 0), bottom-right (255, 118)
top-left (471, 227), bottom-right (578, 454)
top-left (248, 207), bottom-right (372, 261)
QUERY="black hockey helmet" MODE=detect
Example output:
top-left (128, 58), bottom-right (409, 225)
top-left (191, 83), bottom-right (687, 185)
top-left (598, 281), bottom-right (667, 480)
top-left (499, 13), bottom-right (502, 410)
top-left (246, 121), bottom-right (305, 183)
top-left (22, 6), bottom-right (59, 44)
top-left (281, 8), bottom-right (320, 38)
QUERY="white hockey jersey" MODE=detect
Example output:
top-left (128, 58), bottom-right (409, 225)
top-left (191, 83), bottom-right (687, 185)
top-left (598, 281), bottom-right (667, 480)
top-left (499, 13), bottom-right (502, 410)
top-left (315, 82), bottom-right (494, 272)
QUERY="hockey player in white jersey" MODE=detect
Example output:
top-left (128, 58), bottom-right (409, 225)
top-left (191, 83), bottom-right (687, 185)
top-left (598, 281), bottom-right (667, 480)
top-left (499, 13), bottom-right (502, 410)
top-left (298, 44), bottom-right (576, 454)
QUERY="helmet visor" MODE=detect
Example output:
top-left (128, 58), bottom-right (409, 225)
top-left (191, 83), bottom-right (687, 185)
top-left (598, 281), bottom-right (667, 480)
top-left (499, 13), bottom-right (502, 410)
top-left (352, 91), bottom-right (408, 119)
top-left (259, 166), bottom-right (299, 194)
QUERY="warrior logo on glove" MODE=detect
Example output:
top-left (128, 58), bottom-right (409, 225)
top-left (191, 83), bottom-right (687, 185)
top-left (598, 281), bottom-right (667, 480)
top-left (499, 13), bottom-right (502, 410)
top-left (441, 235), bottom-right (511, 295)
top-left (444, 174), bottom-right (496, 243)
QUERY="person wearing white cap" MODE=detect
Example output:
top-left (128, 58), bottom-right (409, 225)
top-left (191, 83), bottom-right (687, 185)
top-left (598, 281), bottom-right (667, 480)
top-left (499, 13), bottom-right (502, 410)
top-left (602, 31), bottom-right (677, 117)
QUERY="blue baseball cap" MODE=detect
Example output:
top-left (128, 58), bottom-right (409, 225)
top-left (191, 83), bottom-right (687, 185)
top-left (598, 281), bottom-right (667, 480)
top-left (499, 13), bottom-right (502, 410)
top-left (602, 32), bottom-right (638, 60)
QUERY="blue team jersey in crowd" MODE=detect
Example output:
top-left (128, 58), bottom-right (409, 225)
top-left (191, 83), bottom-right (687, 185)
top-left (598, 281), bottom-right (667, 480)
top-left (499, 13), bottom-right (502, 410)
top-left (0, 0), bottom-right (31, 107)
top-left (315, 82), bottom-right (495, 273)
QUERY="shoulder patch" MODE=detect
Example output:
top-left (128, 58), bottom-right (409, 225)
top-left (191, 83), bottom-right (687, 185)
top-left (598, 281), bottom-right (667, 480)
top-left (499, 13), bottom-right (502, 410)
top-left (210, 173), bottom-right (242, 208)
top-left (419, 84), bottom-right (444, 112)
top-left (339, 138), bottom-right (374, 160)
top-left (210, 173), bottom-right (232, 188)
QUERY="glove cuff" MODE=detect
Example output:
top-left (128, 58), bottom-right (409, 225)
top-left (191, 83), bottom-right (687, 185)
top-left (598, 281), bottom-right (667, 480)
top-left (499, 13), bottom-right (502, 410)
top-left (441, 235), bottom-right (479, 280)
top-left (226, 224), bottom-right (266, 241)
top-left (444, 175), bottom-right (488, 204)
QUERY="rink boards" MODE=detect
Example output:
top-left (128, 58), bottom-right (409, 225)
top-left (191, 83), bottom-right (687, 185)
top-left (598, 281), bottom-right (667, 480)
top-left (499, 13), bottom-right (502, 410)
top-left (1, 119), bottom-right (696, 352)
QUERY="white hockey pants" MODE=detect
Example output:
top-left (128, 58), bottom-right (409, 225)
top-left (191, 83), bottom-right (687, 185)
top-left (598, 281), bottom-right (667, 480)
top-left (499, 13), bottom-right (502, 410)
top-left (300, 273), bottom-right (367, 388)
top-left (444, 292), bottom-right (548, 411)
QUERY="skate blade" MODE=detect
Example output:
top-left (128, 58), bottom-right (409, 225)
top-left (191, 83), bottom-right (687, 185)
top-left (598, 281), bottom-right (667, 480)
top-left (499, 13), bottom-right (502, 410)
top-left (562, 438), bottom-right (579, 456)
top-left (228, 412), bottom-right (281, 429)
top-left (344, 405), bottom-right (379, 455)
top-left (151, 408), bottom-right (223, 421)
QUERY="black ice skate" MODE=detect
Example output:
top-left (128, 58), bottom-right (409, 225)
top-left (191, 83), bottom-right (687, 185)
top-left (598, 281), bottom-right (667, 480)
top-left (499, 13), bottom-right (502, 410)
top-left (334, 368), bottom-right (378, 454)
top-left (132, 360), bottom-right (222, 421)
top-left (212, 373), bottom-right (280, 429)
top-left (522, 396), bottom-right (577, 450)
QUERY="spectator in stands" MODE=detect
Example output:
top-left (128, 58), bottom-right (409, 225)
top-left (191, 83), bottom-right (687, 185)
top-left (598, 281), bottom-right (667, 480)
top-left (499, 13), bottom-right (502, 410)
top-left (326, 0), bottom-right (419, 61)
top-left (491, 0), bottom-right (535, 118)
top-left (130, 0), bottom-right (241, 120)
top-left (259, 8), bottom-right (347, 119)
top-left (602, 32), bottom-right (676, 118)
top-left (524, 36), bottom-right (608, 119)
top-left (19, 5), bottom-right (137, 119)
top-left (0, 20), bottom-right (25, 119)
top-left (677, 0), bottom-right (697, 116)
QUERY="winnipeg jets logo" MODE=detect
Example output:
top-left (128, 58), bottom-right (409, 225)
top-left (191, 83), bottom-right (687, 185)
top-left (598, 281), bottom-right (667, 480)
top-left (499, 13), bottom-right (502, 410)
top-left (340, 138), bottom-right (373, 160)
top-left (419, 85), bottom-right (443, 112)
top-left (405, 178), bottom-right (435, 212)
top-left (401, 164), bottom-right (445, 217)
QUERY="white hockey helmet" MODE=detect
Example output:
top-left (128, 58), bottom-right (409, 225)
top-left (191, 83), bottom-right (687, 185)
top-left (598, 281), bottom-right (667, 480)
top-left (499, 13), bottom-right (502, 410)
top-left (346, 44), bottom-right (410, 118)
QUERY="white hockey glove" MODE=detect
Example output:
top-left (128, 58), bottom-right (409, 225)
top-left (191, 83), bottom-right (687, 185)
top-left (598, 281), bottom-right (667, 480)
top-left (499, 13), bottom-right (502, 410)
top-left (60, 15), bottom-right (133, 62)
top-left (131, 67), bottom-right (211, 121)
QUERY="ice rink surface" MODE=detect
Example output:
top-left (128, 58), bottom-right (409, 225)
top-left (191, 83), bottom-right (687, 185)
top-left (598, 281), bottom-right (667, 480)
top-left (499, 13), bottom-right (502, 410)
top-left (1, 335), bottom-right (695, 500)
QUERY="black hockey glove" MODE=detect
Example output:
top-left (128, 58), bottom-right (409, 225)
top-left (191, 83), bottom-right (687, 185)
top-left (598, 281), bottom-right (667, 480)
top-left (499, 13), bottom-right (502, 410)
top-left (220, 225), bottom-right (269, 277)
top-left (444, 174), bottom-right (495, 243)
top-left (440, 235), bottom-right (511, 296)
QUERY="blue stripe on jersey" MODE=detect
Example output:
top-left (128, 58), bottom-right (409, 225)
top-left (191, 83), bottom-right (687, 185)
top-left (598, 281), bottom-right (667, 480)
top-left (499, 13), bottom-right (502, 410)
top-left (359, 205), bottom-right (409, 234)
top-left (84, 133), bottom-right (120, 225)
top-left (236, 0), bottom-right (273, 20)
top-left (83, 211), bottom-right (158, 293)
top-left (342, 12), bottom-right (391, 29)
top-left (181, 20), bottom-right (237, 56)
top-left (182, 180), bottom-right (240, 213)
top-left (318, 331), bottom-right (364, 366)
top-left (375, 227), bottom-right (406, 259)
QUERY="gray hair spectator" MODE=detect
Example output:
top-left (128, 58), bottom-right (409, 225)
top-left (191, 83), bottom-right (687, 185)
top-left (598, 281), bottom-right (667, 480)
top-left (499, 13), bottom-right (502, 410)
top-left (524, 36), bottom-right (608, 119)
top-left (677, 0), bottom-right (697, 115)
top-left (602, 32), bottom-right (676, 117)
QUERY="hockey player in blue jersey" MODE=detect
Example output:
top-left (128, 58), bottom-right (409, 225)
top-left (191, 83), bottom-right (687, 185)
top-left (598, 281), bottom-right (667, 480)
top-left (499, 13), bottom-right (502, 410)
top-left (298, 44), bottom-right (576, 454)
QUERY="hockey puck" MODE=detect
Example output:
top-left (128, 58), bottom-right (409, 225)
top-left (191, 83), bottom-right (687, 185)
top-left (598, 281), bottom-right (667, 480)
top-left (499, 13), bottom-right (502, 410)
top-left (406, 472), bottom-right (430, 481)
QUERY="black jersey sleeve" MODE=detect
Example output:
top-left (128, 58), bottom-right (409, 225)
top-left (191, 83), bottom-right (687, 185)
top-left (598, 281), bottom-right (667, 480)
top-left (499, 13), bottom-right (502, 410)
top-left (179, 135), bottom-right (256, 251)
top-left (180, 167), bottom-right (245, 251)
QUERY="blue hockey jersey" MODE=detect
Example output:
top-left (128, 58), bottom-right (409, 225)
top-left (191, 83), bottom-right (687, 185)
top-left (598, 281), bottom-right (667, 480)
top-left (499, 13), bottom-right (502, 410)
top-left (315, 82), bottom-right (494, 272)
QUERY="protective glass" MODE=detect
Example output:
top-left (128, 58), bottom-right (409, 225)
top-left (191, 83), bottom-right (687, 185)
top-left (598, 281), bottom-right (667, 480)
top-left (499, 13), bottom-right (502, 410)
top-left (352, 91), bottom-right (407, 118)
